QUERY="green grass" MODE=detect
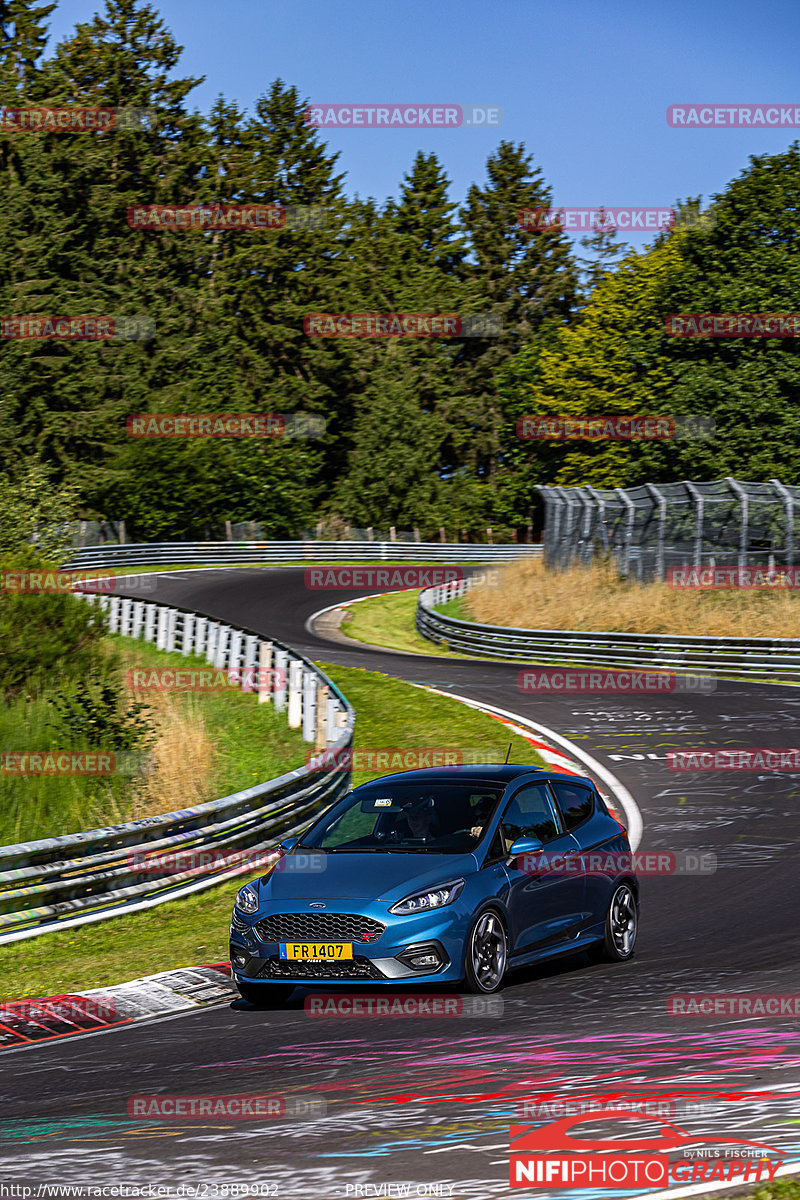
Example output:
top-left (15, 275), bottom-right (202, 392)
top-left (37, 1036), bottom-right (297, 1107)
top-left (740, 1181), bottom-right (800, 1200)
top-left (0, 661), bottom-right (542, 1000)
top-left (110, 636), bottom-right (307, 804)
top-left (0, 636), bottom-right (307, 846)
top-left (340, 590), bottom-right (479, 657)
top-left (436, 596), bottom-right (470, 621)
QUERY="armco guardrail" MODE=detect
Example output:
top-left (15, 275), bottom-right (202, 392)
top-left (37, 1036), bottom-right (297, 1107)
top-left (61, 540), bottom-right (543, 570)
top-left (416, 578), bottom-right (800, 681)
top-left (0, 592), bottom-right (354, 944)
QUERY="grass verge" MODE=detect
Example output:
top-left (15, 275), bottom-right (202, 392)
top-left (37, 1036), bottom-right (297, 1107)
top-left (0, 636), bottom-right (307, 845)
top-left (0, 662), bottom-right (542, 999)
top-left (467, 559), bottom-right (800, 638)
top-left (339, 591), bottom-right (476, 657)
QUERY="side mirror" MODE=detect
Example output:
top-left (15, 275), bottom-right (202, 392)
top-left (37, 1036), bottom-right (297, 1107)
top-left (280, 837), bottom-right (299, 853)
top-left (508, 835), bottom-right (544, 863)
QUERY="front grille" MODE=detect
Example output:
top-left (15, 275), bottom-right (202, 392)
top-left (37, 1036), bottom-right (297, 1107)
top-left (255, 913), bottom-right (386, 944)
top-left (260, 956), bottom-right (384, 981)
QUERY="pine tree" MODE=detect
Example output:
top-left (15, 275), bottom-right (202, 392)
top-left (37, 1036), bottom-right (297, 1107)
top-left (456, 141), bottom-right (579, 491)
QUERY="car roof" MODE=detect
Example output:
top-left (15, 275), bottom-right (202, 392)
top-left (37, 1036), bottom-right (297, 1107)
top-left (352, 764), bottom-right (593, 788)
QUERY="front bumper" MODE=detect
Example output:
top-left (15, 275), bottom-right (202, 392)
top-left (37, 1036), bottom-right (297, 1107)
top-left (230, 905), bottom-right (468, 986)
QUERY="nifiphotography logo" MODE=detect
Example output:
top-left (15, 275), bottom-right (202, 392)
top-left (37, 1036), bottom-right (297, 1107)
top-left (509, 1109), bottom-right (785, 1188)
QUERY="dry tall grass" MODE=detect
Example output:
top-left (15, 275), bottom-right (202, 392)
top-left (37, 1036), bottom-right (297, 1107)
top-left (126, 690), bottom-right (216, 819)
top-left (466, 560), bottom-right (800, 637)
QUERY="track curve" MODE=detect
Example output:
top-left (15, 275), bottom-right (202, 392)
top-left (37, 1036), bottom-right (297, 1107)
top-left (4, 567), bottom-right (800, 1197)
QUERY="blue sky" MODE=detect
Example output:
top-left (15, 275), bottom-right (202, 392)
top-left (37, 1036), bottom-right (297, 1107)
top-left (46, 0), bottom-right (800, 247)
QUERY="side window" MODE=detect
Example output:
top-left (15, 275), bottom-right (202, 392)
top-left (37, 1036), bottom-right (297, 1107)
top-left (499, 783), bottom-right (562, 852)
top-left (550, 782), bottom-right (594, 833)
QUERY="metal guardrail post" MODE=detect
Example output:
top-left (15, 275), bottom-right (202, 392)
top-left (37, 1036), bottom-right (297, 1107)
top-left (726, 478), bottom-right (748, 572)
top-left (302, 671), bottom-right (317, 742)
top-left (229, 629), bottom-right (243, 680)
top-left (156, 606), bottom-right (169, 650)
top-left (578, 489), bottom-right (594, 564)
top-left (273, 649), bottom-right (288, 712)
top-left (288, 659), bottom-right (303, 727)
top-left (555, 487), bottom-right (578, 569)
top-left (684, 482), bottom-right (704, 571)
top-left (771, 479), bottom-right (795, 568)
top-left (615, 488), bottom-right (635, 576)
top-left (132, 599), bottom-right (144, 640)
top-left (645, 483), bottom-right (667, 581)
top-left (316, 685), bottom-right (329, 750)
top-left (205, 622), bottom-right (219, 665)
top-left (242, 634), bottom-right (258, 692)
top-left (165, 608), bottom-right (178, 652)
top-left (258, 641), bottom-right (273, 703)
top-left (181, 612), bottom-right (195, 655)
top-left (585, 487), bottom-right (608, 555)
top-left (214, 624), bottom-right (230, 669)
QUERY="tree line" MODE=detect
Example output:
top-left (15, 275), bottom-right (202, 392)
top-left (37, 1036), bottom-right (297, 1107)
top-left (1, 0), bottom-right (799, 545)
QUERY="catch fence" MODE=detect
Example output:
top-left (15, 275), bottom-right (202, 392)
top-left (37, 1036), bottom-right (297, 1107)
top-left (538, 478), bottom-right (800, 582)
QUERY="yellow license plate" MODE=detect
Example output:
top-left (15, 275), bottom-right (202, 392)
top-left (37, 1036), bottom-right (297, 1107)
top-left (280, 942), bottom-right (353, 960)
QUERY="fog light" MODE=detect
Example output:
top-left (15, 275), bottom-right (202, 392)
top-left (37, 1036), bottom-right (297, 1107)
top-left (396, 943), bottom-right (446, 972)
top-left (233, 954), bottom-right (248, 967)
top-left (409, 953), bottom-right (439, 968)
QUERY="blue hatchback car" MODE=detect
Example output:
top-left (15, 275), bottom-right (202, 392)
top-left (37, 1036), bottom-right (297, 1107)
top-left (229, 764), bottom-right (639, 1003)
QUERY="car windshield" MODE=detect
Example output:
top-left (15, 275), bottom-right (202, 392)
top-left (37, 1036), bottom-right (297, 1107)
top-left (299, 782), bottom-right (505, 853)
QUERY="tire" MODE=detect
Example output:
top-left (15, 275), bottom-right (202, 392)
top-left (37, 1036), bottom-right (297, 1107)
top-left (464, 908), bottom-right (508, 994)
top-left (591, 882), bottom-right (638, 962)
top-left (235, 981), bottom-right (294, 1007)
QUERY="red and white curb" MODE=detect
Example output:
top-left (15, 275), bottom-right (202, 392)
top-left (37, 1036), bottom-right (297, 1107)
top-left (0, 962), bottom-right (237, 1051)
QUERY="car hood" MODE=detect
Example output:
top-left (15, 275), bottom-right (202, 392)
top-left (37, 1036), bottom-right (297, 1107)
top-left (260, 851), bottom-right (478, 903)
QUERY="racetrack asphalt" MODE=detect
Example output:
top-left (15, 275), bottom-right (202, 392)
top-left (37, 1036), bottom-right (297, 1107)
top-left (3, 567), bottom-right (800, 1198)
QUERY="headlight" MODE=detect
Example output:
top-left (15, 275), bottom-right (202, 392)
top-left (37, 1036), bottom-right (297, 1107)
top-left (234, 883), bottom-right (259, 914)
top-left (389, 878), bottom-right (465, 916)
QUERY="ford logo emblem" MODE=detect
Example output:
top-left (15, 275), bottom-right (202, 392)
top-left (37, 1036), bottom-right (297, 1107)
top-left (309, 902), bottom-right (326, 909)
